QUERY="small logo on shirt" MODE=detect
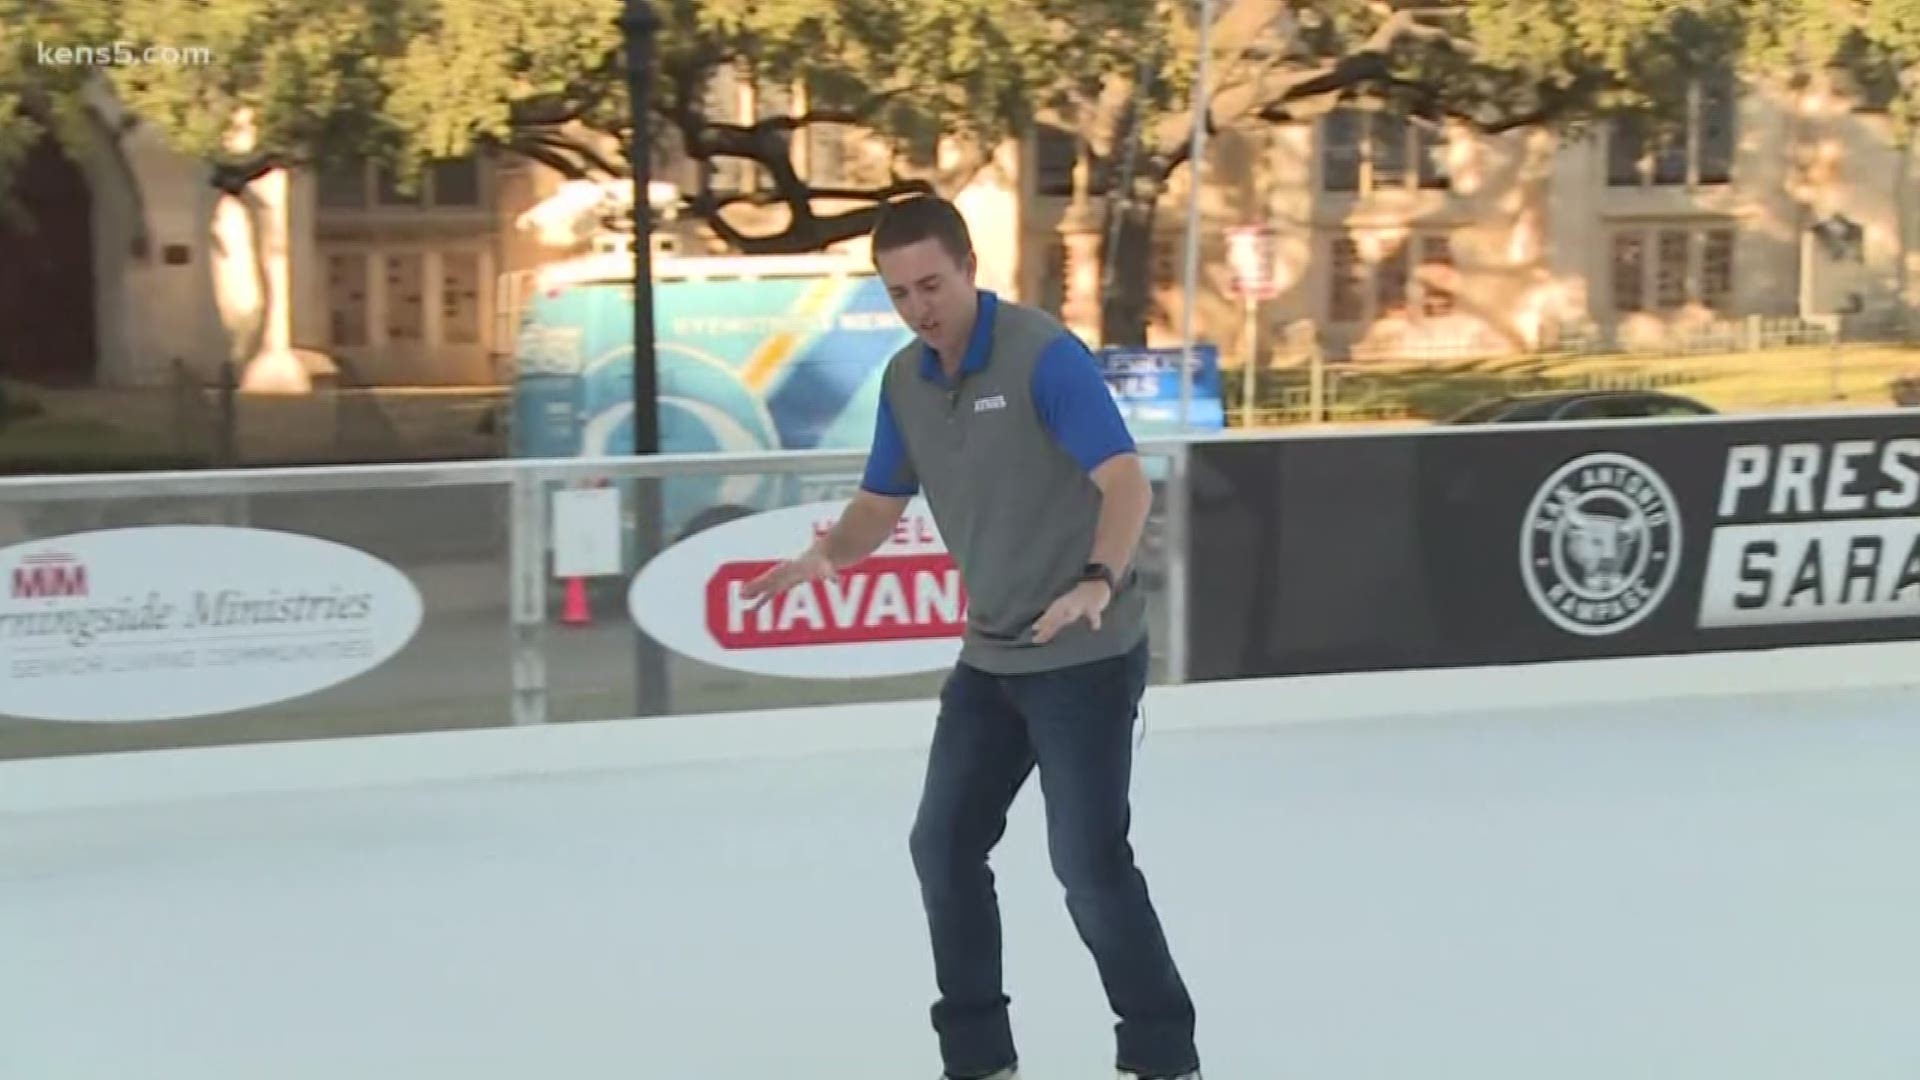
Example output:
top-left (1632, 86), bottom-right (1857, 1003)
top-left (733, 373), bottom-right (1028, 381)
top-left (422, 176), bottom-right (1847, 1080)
top-left (973, 394), bottom-right (1007, 413)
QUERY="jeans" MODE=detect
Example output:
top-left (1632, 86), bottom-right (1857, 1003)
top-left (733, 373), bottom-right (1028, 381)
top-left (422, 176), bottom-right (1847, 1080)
top-left (908, 635), bottom-right (1199, 1079)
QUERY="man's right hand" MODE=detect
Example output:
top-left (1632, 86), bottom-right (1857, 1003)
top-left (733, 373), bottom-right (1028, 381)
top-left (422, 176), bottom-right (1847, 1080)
top-left (739, 546), bottom-right (837, 607)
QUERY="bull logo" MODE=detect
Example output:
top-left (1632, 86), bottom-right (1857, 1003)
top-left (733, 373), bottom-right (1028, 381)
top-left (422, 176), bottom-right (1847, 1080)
top-left (1559, 505), bottom-right (1644, 594)
top-left (1521, 453), bottom-right (1680, 636)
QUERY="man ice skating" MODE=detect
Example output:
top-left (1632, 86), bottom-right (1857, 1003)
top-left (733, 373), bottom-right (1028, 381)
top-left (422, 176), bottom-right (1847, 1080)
top-left (740, 195), bottom-right (1201, 1080)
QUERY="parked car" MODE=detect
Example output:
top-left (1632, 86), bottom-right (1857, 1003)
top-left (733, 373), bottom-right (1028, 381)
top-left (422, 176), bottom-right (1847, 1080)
top-left (1891, 372), bottom-right (1920, 407)
top-left (1442, 389), bottom-right (1715, 425)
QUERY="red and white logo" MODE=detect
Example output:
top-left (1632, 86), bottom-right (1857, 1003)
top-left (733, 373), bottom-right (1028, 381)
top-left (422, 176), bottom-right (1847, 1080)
top-left (11, 552), bottom-right (88, 600)
top-left (629, 498), bottom-right (967, 678)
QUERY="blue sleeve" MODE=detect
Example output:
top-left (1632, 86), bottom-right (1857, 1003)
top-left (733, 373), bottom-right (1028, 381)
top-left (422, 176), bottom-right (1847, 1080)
top-left (859, 391), bottom-right (920, 496)
top-left (1032, 332), bottom-right (1137, 474)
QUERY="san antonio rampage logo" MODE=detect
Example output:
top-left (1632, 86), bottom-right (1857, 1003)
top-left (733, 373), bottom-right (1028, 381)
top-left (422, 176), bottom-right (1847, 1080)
top-left (1521, 452), bottom-right (1682, 636)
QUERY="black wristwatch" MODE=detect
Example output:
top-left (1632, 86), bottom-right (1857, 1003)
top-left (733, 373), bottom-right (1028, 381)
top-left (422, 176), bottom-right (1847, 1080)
top-left (1079, 562), bottom-right (1119, 594)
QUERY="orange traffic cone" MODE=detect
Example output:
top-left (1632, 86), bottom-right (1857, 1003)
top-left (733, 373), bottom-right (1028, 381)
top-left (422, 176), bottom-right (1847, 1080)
top-left (561, 577), bottom-right (592, 626)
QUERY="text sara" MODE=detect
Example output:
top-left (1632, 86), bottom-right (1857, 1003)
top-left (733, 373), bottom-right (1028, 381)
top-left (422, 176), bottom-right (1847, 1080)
top-left (1731, 531), bottom-right (1920, 611)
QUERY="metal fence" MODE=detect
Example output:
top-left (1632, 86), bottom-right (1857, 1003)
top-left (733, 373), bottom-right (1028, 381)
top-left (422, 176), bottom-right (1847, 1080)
top-left (1228, 327), bottom-right (1920, 428)
top-left (0, 441), bottom-right (1191, 761)
top-left (0, 365), bottom-right (506, 474)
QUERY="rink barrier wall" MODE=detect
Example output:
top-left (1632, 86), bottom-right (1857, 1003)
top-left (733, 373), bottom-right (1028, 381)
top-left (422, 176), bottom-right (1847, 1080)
top-left (4, 638), bottom-right (1918, 815)
top-left (1188, 410), bottom-right (1920, 681)
top-left (6, 408), bottom-right (1920, 811)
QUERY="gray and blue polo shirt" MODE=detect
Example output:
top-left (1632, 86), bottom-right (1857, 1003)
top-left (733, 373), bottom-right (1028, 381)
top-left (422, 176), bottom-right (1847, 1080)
top-left (858, 290), bottom-right (1146, 675)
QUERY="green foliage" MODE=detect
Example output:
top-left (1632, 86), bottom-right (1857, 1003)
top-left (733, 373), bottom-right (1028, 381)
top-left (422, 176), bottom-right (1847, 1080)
top-left (379, 0), bottom-right (625, 187)
top-left (5, 0), bottom-right (1920, 240)
top-left (0, 0), bottom-right (108, 222)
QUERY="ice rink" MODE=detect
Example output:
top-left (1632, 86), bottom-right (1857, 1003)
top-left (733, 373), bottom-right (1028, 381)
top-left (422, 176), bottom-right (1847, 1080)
top-left (6, 682), bottom-right (1920, 1080)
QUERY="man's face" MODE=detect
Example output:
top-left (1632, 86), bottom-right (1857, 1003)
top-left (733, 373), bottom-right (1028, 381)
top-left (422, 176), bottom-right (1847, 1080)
top-left (876, 237), bottom-right (977, 362)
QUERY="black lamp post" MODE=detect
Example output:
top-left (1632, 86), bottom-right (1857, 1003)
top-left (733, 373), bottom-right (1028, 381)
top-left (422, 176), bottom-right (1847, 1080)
top-left (619, 0), bottom-right (669, 717)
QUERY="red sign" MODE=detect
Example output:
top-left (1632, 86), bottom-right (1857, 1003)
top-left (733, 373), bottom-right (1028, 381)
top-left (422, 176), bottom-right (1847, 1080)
top-left (1225, 225), bottom-right (1281, 300)
top-left (629, 495), bottom-right (968, 679)
top-left (706, 554), bottom-right (967, 650)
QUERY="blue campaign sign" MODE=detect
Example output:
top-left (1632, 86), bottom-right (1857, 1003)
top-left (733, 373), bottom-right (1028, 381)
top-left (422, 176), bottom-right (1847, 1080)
top-left (1096, 345), bottom-right (1225, 434)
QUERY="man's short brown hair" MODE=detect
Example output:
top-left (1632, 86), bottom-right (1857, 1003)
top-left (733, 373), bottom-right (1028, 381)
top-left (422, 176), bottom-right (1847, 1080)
top-left (871, 195), bottom-right (973, 267)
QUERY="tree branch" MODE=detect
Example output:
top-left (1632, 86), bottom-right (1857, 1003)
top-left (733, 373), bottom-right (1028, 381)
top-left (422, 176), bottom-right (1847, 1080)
top-left (209, 152), bottom-right (294, 195)
top-left (697, 198), bottom-right (921, 256)
top-left (1393, 70), bottom-right (1618, 133)
top-left (801, 181), bottom-right (934, 202)
top-left (695, 177), bottom-right (933, 214)
top-left (510, 127), bottom-right (624, 178)
top-left (1243, 1), bottom-right (1486, 125)
top-left (653, 60), bottom-right (978, 254)
top-left (502, 142), bottom-right (591, 180)
top-left (1154, 106), bottom-right (1221, 182)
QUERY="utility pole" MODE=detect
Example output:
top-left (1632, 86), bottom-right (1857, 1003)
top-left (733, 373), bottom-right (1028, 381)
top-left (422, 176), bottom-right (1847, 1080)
top-left (619, 0), bottom-right (670, 717)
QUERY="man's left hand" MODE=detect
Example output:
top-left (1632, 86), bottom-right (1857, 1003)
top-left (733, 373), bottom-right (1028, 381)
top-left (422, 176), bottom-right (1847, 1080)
top-left (1030, 580), bottom-right (1112, 644)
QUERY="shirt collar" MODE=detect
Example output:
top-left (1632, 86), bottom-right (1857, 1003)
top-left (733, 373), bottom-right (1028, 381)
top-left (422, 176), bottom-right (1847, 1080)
top-left (918, 290), bottom-right (998, 385)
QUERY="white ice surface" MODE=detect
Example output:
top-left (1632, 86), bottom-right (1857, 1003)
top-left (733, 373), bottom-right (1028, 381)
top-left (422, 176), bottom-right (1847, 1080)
top-left (5, 686), bottom-right (1920, 1080)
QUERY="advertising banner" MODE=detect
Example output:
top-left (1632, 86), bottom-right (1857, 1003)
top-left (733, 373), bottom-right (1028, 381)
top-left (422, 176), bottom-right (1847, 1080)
top-left (628, 496), bottom-right (965, 679)
top-left (0, 526), bottom-right (423, 721)
top-left (1097, 345), bottom-right (1226, 436)
top-left (1186, 413), bottom-right (1920, 681)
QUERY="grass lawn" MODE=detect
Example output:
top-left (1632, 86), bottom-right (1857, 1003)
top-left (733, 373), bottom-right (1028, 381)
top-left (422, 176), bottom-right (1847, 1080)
top-left (1232, 344), bottom-right (1920, 424)
top-left (0, 413), bottom-right (210, 473)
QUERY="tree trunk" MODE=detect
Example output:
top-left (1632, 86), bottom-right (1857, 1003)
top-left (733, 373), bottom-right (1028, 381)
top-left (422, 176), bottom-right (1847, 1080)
top-left (237, 167), bottom-right (310, 393)
top-left (1098, 181), bottom-right (1162, 347)
top-left (212, 171), bottom-right (309, 393)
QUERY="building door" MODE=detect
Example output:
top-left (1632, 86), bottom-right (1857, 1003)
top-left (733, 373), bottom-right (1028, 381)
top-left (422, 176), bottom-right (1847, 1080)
top-left (0, 132), bottom-right (98, 386)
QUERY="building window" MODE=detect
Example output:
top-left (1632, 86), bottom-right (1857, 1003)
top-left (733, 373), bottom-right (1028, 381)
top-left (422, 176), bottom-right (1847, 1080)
top-left (318, 162), bottom-right (366, 209)
top-left (1697, 82), bottom-right (1735, 184)
top-left (326, 157), bottom-right (483, 210)
top-left (1608, 79), bottom-right (1737, 188)
top-left (904, 125), bottom-right (940, 170)
top-left (384, 253), bottom-right (425, 342)
top-left (441, 252), bottom-right (482, 345)
top-left (1327, 233), bottom-right (1456, 324)
top-left (1035, 126), bottom-right (1079, 198)
top-left (1655, 230), bottom-right (1690, 308)
top-left (1612, 235), bottom-right (1646, 312)
top-left (326, 254), bottom-right (368, 347)
top-left (1416, 125), bottom-right (1450, 189)
top-left (1376, 241), bottom-right (1410, 317)
top-left (430, 158), bottom-right (481, 206)
top-left (704, 65), bottom-right (749, 193)
top-left (375, 165), bottom-right (416, 207)
top-left (1420, 237), bottom-right (1456, 317)
top-left (1322, 108), bottom-right (1451, 194)
top-left (1329, 238), bottom-right (1364, 323)
top-left (1607, 116), bottom-right (1645, 187)
top-left (806, 124), bottom-right (849, 186)
top-left (1323, 109), bottom-right (1361, 192)
top-left (1650, 132), bottom-right (1689, 186)
top-left (327, 247), bottom-right (488, 348)
top-left (1701, 229), bottom-right (1734, 310)
top-left (1611, 226), bottom-right (1736, 313)
top-left (1370, 114), bottom-right (1410, 189)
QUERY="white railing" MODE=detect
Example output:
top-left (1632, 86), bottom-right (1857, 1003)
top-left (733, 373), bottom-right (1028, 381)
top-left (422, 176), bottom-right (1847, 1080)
top-left (0, 442), bottom-right (1193, 750)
